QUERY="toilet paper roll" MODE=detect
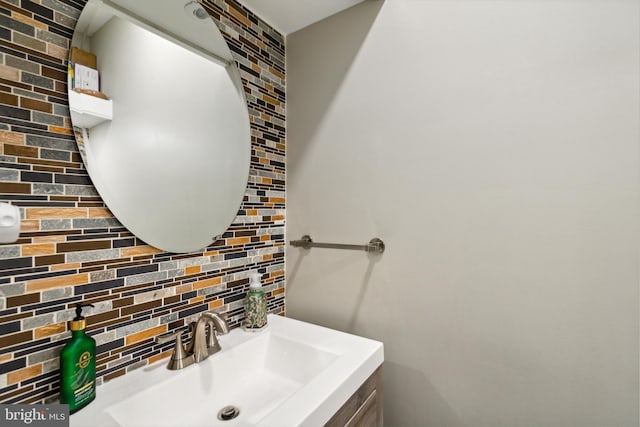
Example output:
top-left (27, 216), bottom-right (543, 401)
top-left (0, 202), bottom-right (20, 243)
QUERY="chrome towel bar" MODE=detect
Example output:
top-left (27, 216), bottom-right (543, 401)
top-left (289, 235), bottom-right (385, 254)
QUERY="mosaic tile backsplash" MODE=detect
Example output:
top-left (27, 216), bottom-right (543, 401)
top-left (0, 0), bottom-right (285, 404)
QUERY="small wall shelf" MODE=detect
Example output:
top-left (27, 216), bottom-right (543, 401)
top-left (69, 90), bottom-right (113, 128)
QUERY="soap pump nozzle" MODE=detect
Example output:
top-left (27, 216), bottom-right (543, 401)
top-left (70, 303), bottom-right (94, 331)
top-left (249, 272), bottom-right (262, 290)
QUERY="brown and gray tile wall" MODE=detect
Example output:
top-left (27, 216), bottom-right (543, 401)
top-left (0, 0), bottom-right (285, 404)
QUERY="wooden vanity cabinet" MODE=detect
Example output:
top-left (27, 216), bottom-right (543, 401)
top-left (325, 365), bottom-right (383, 427)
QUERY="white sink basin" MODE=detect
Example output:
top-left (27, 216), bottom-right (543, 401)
top-left (70, 314), bottom-right (383, 427)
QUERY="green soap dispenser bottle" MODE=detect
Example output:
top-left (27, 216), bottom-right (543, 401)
top-left (60, 303), bottom-right (96, 413)
top-left (243, 272), bottom-right (267, 331)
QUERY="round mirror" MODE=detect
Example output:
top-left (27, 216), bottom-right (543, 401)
top-left (69, 0), bottom-right (251, 253)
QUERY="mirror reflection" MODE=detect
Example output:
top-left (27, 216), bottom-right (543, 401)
top-left (69, 0), bottom-right (251, 253)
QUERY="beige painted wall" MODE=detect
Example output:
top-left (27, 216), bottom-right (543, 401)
top-left (286, 1), bottom-right (639, 426)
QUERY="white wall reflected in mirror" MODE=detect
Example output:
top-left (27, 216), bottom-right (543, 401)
top-left (69, 0), bottom-right (251, 253)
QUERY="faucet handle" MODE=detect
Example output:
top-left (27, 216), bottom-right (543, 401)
top-left (156, 329), bottom-right (194, 370)
top-left (206, 326), bottom-right (221, 355)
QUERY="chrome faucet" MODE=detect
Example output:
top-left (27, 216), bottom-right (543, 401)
top-left (155, 311), bottom-right (229, 370)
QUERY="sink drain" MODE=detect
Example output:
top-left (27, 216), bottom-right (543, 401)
top-left (217, 405), bottom-right (240, 421)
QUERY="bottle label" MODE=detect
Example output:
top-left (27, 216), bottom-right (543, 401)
top-left (74, 380), bottom-right (95, 402)
top-left (70, 353), bottom-right (95, 405)
top-left (61, 349), bottom-right (96, 413)
top-left (76, 351), bottom-right (92, 369)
